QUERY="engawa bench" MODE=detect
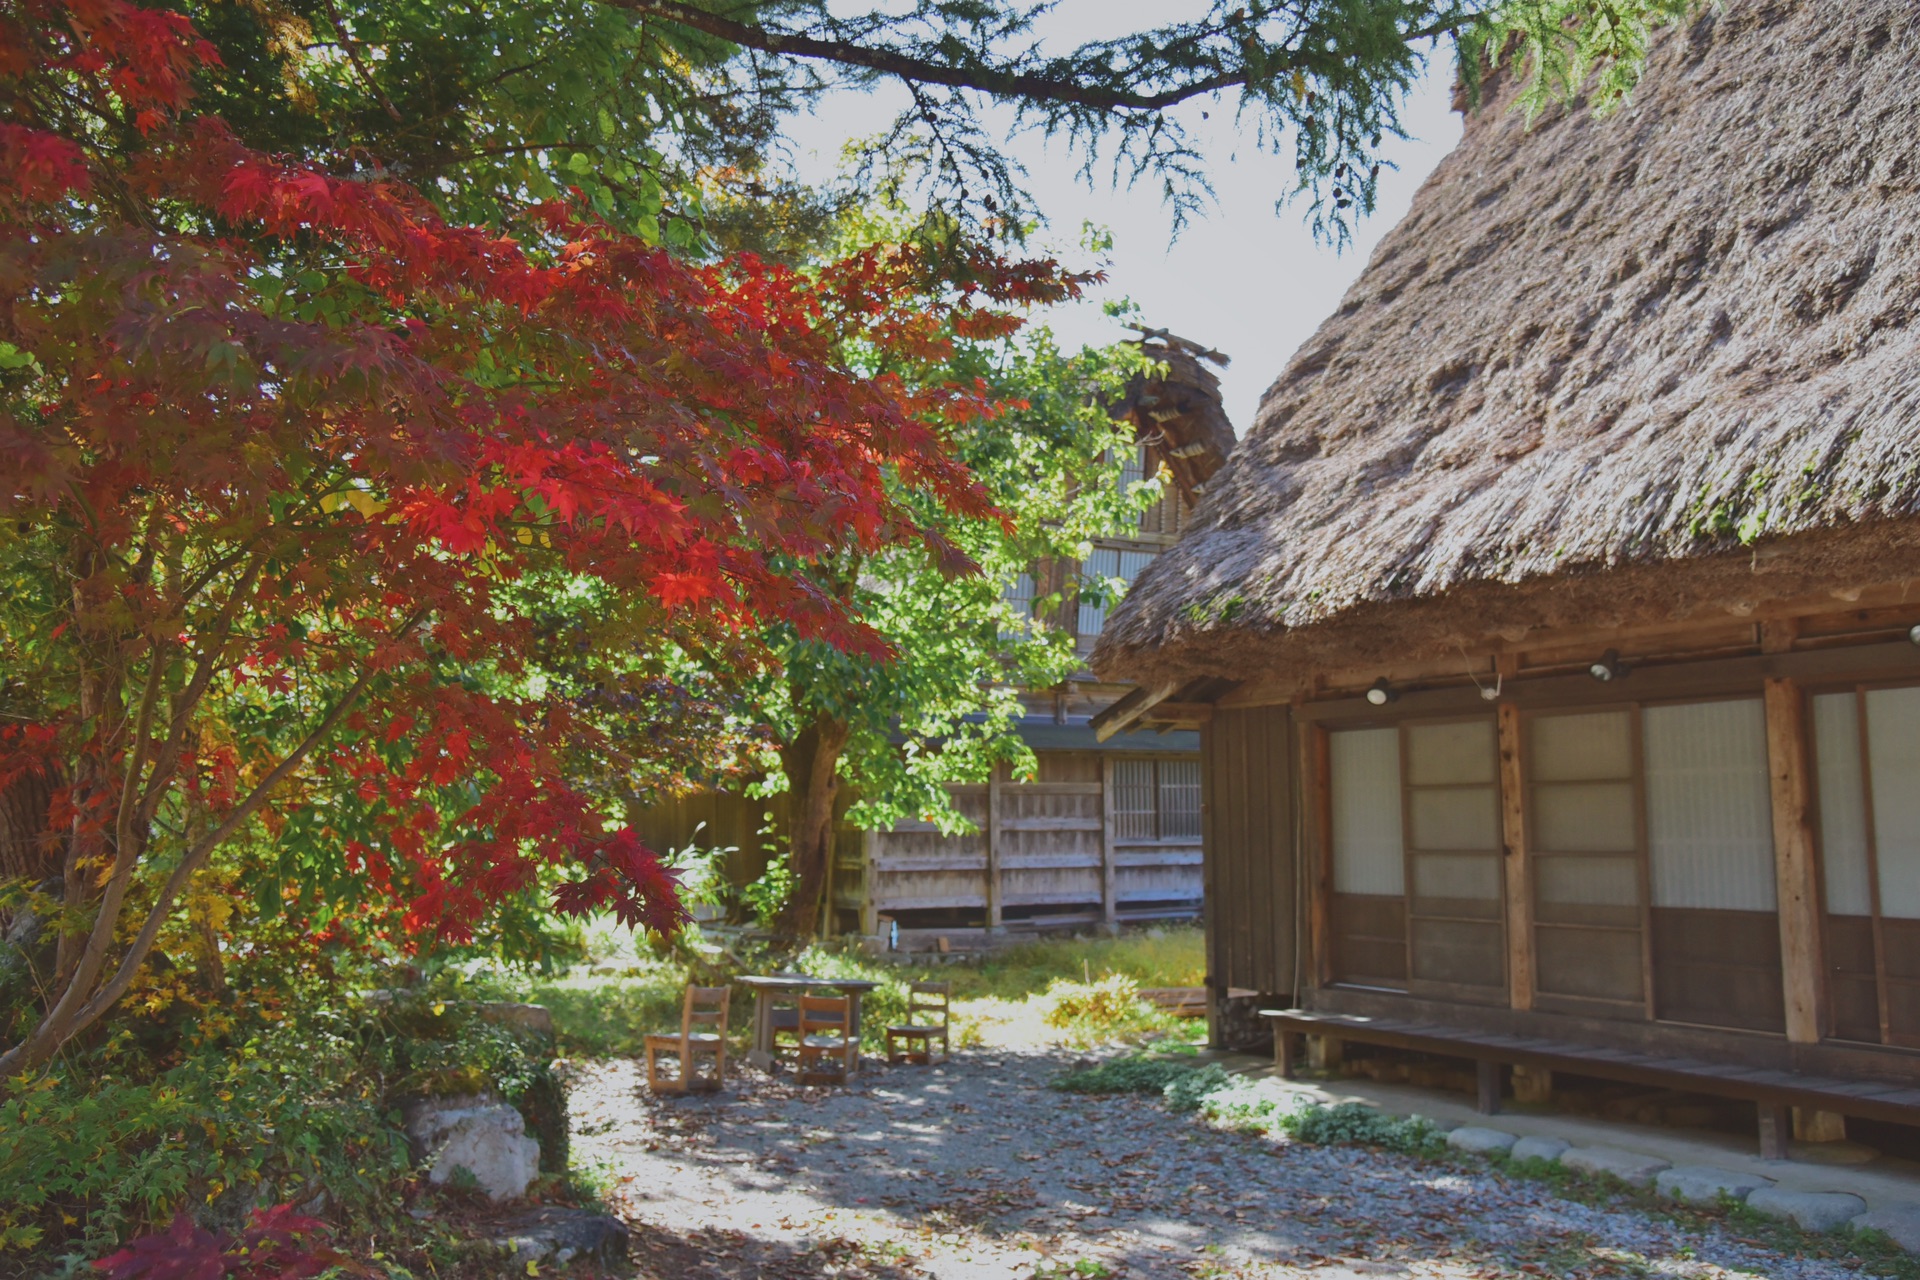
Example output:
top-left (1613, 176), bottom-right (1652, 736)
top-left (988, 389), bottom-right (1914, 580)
top-left (1262, 1008), bottom-right (1920, 1159)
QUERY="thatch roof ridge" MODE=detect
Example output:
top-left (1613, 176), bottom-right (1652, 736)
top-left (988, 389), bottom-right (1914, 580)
top-left (1112, 329), bottom-right (1237, 503)
top-left (1093, 0), bottom-right (1920, 686)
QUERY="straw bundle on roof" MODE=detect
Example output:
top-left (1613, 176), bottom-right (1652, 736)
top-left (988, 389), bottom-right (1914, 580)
top-left (1093, 0), bottom-right (1920, 688)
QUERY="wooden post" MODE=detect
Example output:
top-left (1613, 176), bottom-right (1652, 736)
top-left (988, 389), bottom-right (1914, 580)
top-left (1497, 703), bottom-right (1535, 1012)
top-left (1306, 723), bottom-right (1333, 989)
top-left (1307, 1035), bottom-right (1343, 1073)
top-left (986, 764), bottom-right (1004, 932)
top-left (1099, 755), bottom-right (1119, 932)
top-left (1275, 1028), bottom-right (1299, 1079)
top-left (1476, 1060), bottom-right (1503, 1116)
top-left (1758, 1103), bottom-right (1791, 1160)
top-left (858, 829), bottom-right (879, 938)
top-left (1764, 677), bottom-right (1826, 1045)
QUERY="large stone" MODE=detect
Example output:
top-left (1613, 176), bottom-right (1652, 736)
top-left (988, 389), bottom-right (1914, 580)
top-left (490, 1208), bottom-right (629, 1267)
top-left (1560, 1146), bottom-right (1671, 1187)
top-left (1447, 1126), bottom-right (1519, 1156)
top-left (1746, 1188), bottom-right (1867, 1233)
top-left (476, 1001), bottom-right (554, 1038)
top-left (1654, 1165), bottom-right (1772, 1206)
top-left (1510, 1136), bottom-right (1570, 1164)
top-left (408, 1098), bottom-right (541, 1202)
top-left (1852, 1205), bottom-right (1920, 1252)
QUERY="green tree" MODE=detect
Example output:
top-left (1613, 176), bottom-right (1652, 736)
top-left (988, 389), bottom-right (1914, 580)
top-left (177, 0), bottom-right (1698, 247)
top-left (736, 309), bottom-right (1161, 938)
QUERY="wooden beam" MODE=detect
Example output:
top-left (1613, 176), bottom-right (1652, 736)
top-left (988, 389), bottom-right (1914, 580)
top-left (1216, 585), bottom-right (1920, 710)
top-left (1497, 702), bottom-right (1535, 1013)
top-left (986, 764), bottom-right (1004, 931)
top-left (1765, 677), bottom-right (1827, 1045)
top-left (1306, 722), bottom-right (1333, 990)
top-left (1143, 702), bottom-right (1215, 725)
top-left (1099, 755), bottom-right (1119, 930)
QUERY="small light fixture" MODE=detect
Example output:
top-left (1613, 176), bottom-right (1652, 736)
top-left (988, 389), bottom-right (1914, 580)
top-left (1589, 649), bottom-right (1628, 682)
top-left (1909, 623), bottom-right (1920, 646)
top-left (1365, 678), bottom-right (1397, 706)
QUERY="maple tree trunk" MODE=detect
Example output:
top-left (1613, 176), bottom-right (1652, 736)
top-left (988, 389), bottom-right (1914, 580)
top-left (774, 712), bottom-right (850, 941)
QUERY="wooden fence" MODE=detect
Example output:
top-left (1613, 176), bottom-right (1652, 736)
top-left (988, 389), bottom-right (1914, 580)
top-left (830, 758), bottom-right (1204, 936)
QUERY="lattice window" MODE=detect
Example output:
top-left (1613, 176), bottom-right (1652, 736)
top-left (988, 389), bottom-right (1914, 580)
top-left (1159, 759), bottom-right (1202, 838)
top-left (1113, 758), bottom-right (1157, 840)
top-left (1075, 548), bottom-right (1157, 641)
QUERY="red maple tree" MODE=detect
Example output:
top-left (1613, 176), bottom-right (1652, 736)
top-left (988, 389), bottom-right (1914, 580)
top-left (0, 0), bottom-right (1077, 1071)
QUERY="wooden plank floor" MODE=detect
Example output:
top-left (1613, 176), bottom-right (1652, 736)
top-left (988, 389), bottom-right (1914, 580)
top-left (1261, 1009), bottom-right (1920, 1126)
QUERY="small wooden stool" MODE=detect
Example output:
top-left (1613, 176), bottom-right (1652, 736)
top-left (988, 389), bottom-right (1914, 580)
top-left (885, 981), bottom-right (951, 1065)
top-left (645, 985), bottom-right (730, 1093)
top-left (796, 993), bottom-right (854, 1086)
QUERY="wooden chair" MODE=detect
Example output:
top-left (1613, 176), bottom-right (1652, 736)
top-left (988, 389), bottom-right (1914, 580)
top-left (644, 985), bottom-right (730, 1093)
top-left (796, 993), bottom-right (855, 1086)
top-left (885, 981), bottom-right (951, 1065)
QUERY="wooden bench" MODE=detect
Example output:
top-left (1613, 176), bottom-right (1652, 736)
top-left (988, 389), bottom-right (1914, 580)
top-left (1262, 1008), bottom-right (1920, 1159)
top-left (1141, 987), bottom-right (1209, 1019)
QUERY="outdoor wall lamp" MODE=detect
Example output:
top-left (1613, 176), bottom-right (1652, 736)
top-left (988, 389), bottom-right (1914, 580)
top-left (1589, 649), bottom-right (1629, 682)
top-left (1909, 623), bottom-right (1920, 646)
top-left (1365, 678), bottom-right (1398, 706)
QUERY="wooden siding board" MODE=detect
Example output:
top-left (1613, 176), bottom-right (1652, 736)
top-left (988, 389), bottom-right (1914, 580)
top-left (1202, 706), bottom-right (1295, 1000)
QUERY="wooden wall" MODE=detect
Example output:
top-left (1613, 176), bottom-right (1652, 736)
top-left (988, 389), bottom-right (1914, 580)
top-left (1202, 706), bottom-right (1297, 1006)
top-left (837, 750), bottom-right (1204, 933)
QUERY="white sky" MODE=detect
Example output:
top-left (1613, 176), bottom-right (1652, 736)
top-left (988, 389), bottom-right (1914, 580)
top-left (783, 7), bottom-right (1464, 433)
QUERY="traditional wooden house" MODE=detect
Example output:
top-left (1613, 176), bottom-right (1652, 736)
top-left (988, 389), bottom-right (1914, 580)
top-left (634, 332), bottom-right (1236, 943)
top-left (1091, 0), bottom-right (1920, 1146)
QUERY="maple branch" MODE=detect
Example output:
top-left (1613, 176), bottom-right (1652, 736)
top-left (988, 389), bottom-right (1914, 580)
top-left (0, 607), bottom-right (419, 1077)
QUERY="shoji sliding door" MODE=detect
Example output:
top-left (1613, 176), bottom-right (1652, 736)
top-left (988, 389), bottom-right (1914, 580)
top-left (1328, 727), bottom-right (1408, 989)
top-left (1814, 685), bottom-right (1920, 1046)
top-left (1325, 718), bottom-right (1505, 999)
top-left (1527, 709), bottom-right (1648, 1017)
top-left (1402, 719), bottom-right (1505, 997)
top-left (1642, 698), bottom-right (1783, 1032)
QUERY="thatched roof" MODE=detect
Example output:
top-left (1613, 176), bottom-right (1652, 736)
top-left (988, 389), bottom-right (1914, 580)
top-left (1093, 0), bottom-right (1920, 688)
top-left (1112, 328), bottom-right (1237, 503)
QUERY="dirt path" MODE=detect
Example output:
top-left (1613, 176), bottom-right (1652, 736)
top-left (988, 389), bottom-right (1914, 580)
top-left (568, 1049), bottom-right (1866, 1280)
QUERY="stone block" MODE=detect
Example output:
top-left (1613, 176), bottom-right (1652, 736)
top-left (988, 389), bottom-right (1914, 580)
top-left (1446, 1126), bottom-right (1519, 1156)
top-left (1852, 1205), bottom-right (1920, 1252)
top-left (491, 1207), bottom-right (629, 1266)
top-left (1560, 1146), bottom-right (1671, 1187)
top-left (1510, 1136), bottom-right (1570, 1164)
top-left (408, 1098), bottom-right (541, 1202)
top-left (1746, 1188), bottom-right (1867, 1233)
top-left (1654, 1165), bottom-right (1772, 1206)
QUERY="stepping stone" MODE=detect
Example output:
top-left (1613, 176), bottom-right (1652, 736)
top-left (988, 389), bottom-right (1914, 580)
top-left (1654, 1165), bottom-right (1773, 1206)
top-left (1446, 1126), bottom-right (1518, 1155)
top-left (1852, 1204), bottom-right (1920, 1252)
top-left (1747, 1188), bottom-right (1867, 1232)
top-left (1510, 1136), bottom-right (1570, 1164)
top-left (1560, 1146), bottom-right (1671, 1187)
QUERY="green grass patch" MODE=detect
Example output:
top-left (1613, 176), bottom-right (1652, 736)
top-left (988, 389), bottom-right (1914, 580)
top-left (486, 922), bottom-right (1208, 1056)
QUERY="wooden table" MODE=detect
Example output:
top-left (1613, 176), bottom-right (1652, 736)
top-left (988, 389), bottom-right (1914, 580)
top-left (739, 974), bottom-right (882, 1071)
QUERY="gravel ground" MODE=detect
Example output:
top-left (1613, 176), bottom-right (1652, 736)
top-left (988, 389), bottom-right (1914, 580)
top-left (568, 1050), bottom-right (1879, 1280)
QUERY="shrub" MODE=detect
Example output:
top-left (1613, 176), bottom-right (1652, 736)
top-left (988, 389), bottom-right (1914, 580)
top-left (1053, 1056), bottom-right (1194, 1094)
top-left (1042, 973), bottom-right (1147, 1035)
top-left (1162, 1063), bottom-right (1235, 1112)
top-left (1278, 1101), bottom-right (1445, 1155)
